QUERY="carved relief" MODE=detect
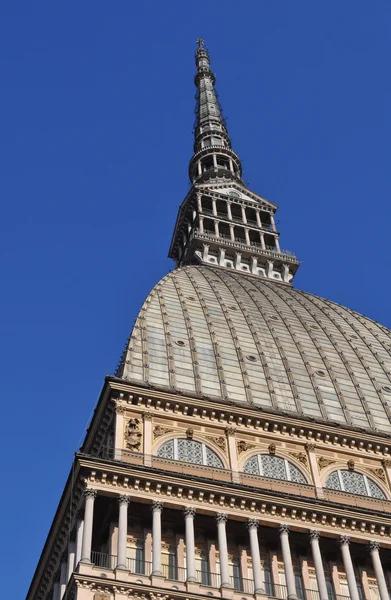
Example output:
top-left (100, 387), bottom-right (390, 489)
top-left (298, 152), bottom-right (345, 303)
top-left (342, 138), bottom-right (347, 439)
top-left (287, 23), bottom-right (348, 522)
top-left (94, 594), bottom-right (110, 600)
top-left (237, 440), bottom-right (256, 454)
top-left (209, 435), bottom-right (227, 452)
top-left (318, 456), bottom-right (337, 470)
top-left (268, 443), bottom-right (277, 455)
top-left (347, 459), bottom-right (355, 471)
top-left (125, 418), bottom-right (142, 450)
top-left (367, 467), bottom-right (386, 483)
top-left (382, 459), bottom-right (391, 469)
top-left (225, 426), bottom-right (236, 436)
top-left (186, 428), bottom-right (194, 439)
top-left (153, 425), bottom-right (174, 439)
top-left (291, 452), bottom-right (308, 467)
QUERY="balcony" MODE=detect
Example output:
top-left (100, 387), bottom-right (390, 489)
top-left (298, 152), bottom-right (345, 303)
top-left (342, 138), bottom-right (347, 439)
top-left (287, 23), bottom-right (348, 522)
top-left (89, 553), bottom-right (351, 600)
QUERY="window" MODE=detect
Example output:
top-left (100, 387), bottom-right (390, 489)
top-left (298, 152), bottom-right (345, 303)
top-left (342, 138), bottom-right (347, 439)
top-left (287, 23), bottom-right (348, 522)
top-left (157, 438), bottom-right (223, 468)
top-left (325, 470), bottom-right (386, 499)
top-left (243, 454), bottom-right (307, 484)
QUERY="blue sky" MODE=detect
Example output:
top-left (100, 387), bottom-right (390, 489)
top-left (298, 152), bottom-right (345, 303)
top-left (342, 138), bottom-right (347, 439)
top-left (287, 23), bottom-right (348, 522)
top-left (0, 2), bottom-right (390, 597)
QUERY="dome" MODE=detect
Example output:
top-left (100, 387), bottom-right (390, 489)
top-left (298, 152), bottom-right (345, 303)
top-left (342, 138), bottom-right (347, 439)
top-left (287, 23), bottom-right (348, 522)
top-left (120, 265), bottom-right (391, 435)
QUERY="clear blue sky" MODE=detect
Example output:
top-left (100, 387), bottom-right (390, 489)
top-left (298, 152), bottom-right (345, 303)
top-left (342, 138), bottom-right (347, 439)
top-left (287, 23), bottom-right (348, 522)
top-left (1, 2), bottom-right (390, 597)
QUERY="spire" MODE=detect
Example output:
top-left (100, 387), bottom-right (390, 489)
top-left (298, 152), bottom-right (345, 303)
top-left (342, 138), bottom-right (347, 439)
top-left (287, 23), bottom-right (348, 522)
top-left (189, 39), bottom-right (243, 185)
top-left (168, 40), bottom-right (299, 285)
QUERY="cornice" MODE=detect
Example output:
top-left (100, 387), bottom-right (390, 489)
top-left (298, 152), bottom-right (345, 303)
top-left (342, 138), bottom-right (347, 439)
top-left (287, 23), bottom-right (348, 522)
top-left (105, 380), bottom-right (391, 457)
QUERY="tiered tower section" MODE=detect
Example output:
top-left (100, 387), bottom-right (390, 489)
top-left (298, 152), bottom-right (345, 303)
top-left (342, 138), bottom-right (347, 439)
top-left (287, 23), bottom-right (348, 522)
top-left (169, 39), bottom-right (299, 284)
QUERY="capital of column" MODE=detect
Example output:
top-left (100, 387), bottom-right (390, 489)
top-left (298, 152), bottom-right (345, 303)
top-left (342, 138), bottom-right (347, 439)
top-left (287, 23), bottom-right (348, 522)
top-left (339, 535), bottom-right (350, 546)
top-left (151, 500), bottom-right (164, 513)
top-left (216, 512), bottom-right (228, 524)
top-left (142, 411), bottom-right (153, 421)
top-left (305, 443), bottom-right (317, 452)
top-left (369, 541), bottom-right (381, 552)
top-left (309, 529), bottom-right (320, 541)
top-left (184, 506), bottom-right (196, 518)
top-left (278, 524), bottom-right (290, 535)
top-left (83, 488), bottom-right (97, 500)
top-left (225, 426), bottom-right (236, 436)
top-left (247, 518), bottom-right (259, 531)
top-left (118, 494), bottom-right (131, 506)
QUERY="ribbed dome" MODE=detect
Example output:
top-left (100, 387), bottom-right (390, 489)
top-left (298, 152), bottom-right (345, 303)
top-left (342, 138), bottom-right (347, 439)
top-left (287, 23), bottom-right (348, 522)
top-left (120, 266), bottom-right (391, 434)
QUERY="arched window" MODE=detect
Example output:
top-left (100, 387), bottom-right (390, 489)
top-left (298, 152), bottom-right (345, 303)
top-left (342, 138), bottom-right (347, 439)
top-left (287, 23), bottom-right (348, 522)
top-left (326, 470), bottom-right (386, 499)
top-left (243, 454), bottom-right (307, 484)
top-left (157, 438), bottom-right (223, 468)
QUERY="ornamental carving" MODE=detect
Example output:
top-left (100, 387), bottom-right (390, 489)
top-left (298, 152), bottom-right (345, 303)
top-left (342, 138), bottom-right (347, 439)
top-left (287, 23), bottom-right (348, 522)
top-left (309, 529), bottom-right (320, 541)
top-left (142, 411), bottom-right (153, 420)
top-left (382, 459), bottom-right (391, 469)
top-left (153, 425), bottom-right (174, 439)
top-left (216, 512), bottom-right (227, 524)
top-left (268, 443), bottom-right (277, 455)
top-left (225, 426), bottom-right (237, 436)
top-left (237, 440), bottom-right (256, 454)
top-left (291, 452), bottom-right (308, 467)
top-left (318, 456), bottom-right (337, 470)
top-left (347, 459), bottom-right (355, 471)
top-left (369, 541), bottom-right (381, 551)
top-left (113, 399), bottom-right (126, 414)
top-left (94, 594), bottom-right (110, 600)
top-left (209, 436), bottom-right (227, 452)
top-left (186, 428), bottom-right (194, 439)
top-left (305, 443), bottom-right (316, 452)
top-left (125, 418), bottom-right (142, 450)
top-left (367, 467), bottom-right (386, 483)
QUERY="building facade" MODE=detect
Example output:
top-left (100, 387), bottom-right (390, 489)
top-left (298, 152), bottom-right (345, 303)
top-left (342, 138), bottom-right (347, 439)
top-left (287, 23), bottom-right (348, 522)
top-left (27, 40), bottom-right (391, 600)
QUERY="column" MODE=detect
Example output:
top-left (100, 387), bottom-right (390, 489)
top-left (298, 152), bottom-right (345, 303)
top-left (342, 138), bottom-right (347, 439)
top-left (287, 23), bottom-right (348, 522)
top-left (255, 210), bottom-right (262, 228)
top-left (152, 501), bottom-right (163, 576)
top-left (114, 402), bottom-right (125, 460)
top-left (278, 525), bottom-right (297, 600)
top-left (142, 411), bottom-right (153, 466)
top-left (270, 214), bottom-right (276, 232)
top-left (212, 199), bottom-right (217, 216)
top-left (80, 489), bottom-right (97, 563)
top-left (184, 507), bottom-right (197, 582)
top-left (369, 541), bottom-right (389, 600)
top-left (219, 248), bottom-right (226, 266)
top-left (52, 576), bottom-right (60, 600)
top-left (241, 206), bottom-right (247, 224)
top-left (213, 154), bottom-right (217, 168)
top-left (227, 202), bottom-right (232, 220)
top-left (309, 531), bottom-right (328, 600)
top-left (202, 244), bottom-right (209, 261)
top-left (199, 215), bottom-right (204, 234)
top-left (275, 237), bottom-right (281, 252)
top-left (216, 513), bottom-right (231, 588)
top-left (339, 536), bottom-right (360, 600)
top-left (229, 158), bottom-right (234, 172)
top-left (247, 519), bottom-right (264, 594)
top-left (251, 257), bottom-right (258, 275)
top-left (197, 193), bottom-right (202, 212)
top-left (117, 495), bottom-right (131, 570)
top-left (67, 537), bottom-right (76, 582)
top-left (59, 555), bottom-right (67, 599)
top-left (214, 221), bottom-right (220, 237)
top-left (74, 512), bottom-right (84, 569)
top-left (244, 228), bottom-right (250, 246)
top-left (198, 160), bottom-right (202, 176)
top-left (229, 224), bottom-right (235, 241)
top-left (260, 232), bottom-right (266, 250)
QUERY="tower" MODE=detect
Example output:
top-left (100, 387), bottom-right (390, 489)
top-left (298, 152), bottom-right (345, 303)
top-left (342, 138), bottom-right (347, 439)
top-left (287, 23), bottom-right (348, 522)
top-left (28, 41), bottom-right (391, 600)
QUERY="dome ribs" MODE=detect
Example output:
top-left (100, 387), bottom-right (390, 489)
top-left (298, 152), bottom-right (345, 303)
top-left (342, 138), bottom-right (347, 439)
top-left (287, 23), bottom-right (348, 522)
top-left (171, 271), bottom-right (203, 395)
top-left (155, 283), bottom-right (177, 390)
top-left (185, 268), bottom-right (229, 401)
top-left (311, 296), bottom-right (391, 429)
top-left (200, 268), bottom-right (255, 405)
top-left (295, 291), bottom-right (380, 430)
top-left (229, 272), bottom-right (301, 414)
top-left (275, 285), bottom-right (354, 426)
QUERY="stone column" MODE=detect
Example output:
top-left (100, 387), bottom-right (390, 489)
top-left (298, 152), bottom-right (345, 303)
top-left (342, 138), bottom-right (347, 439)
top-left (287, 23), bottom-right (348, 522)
top-left (197, 160), bottom-right (202, 176)
top-left (241, 206), bottom-right (247, 224)
top-left (184, 507), bottom-right (197, 582)
top-left (255, 210), bottom-right (262, 228)
top-left (227, 202), bottom-right (233, 221)
top-left (59, 554), bottom-right (67, 599)
top-left (212, 199), bottom-right (217, 216)
top-left (260, 233), bottom-right (266, 250)
top-left (219, 248), bottom-right (226, 266)
top-left (74, 512), bottom-right (84, 569)
top-left (80, 489), bottom-right (97, 563)
top-left (52, 576), bottom-right (60, 600)
top-left (202, 244), bottom-right (209, 261)
top-left (229, 158), bottom-right (234, 172)
top-left (216, 513), bottom-right (231, 588)
top-left (339, 536), bottom-right (360, 600)
top-left (117, 495), bottom-right (131, 570)
top-left (309, 530), bottom-right (328, 600)
top-left (197, 193), bottom-right (202, 212)
top-left (244, 228), bottom-right (250, 246)
top-left (114, 401), bottom-right (125, 460)
top-left (251, 257), bottom-right (258, 275)
top-left (151, 501), bottom-right (164, 576)
top-left (369, 541), bottom-right (389, 600)
top-left (247, 519), bottom-right (264, 593)
top-left (278, 525), bottom-right (297, 600)
top-left (275, 237), bottom-right (281, 252)
top-left (270, 214), bottom-right (276, 232)
top-left (212, 153), bottom-right (217, 168)
top-left (67, 537), bottom-right (76, 582)
top-left (229, 224), bottom-right (235, 241)
top-left (199, 216), bottom-right (204, 234)
top-left (214, 221), bottom-right (220, 237)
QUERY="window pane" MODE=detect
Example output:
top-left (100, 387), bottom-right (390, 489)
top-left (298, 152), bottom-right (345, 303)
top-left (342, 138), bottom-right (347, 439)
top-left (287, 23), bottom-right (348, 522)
top-left (341, 471), bottom-right (367, 496)
top-left (325, 471), bottom-right (342, 491)
top-left (261, 455), bottom-right (287, 480)
top-left (288, 463), bottom-right (307, 484)
top-left (244, 456), bottom-right (259, 474)
top-left (157, 440), bottom-right (174, 459)
top-left (367, 478), bottom-right (386, 499)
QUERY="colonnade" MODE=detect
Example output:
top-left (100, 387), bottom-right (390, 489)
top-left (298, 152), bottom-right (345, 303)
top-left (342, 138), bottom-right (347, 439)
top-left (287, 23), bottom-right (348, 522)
top-left (53, 488), bottom-right (391, 600)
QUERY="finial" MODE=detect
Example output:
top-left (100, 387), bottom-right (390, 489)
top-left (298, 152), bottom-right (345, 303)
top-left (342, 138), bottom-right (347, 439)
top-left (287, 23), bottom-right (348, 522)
top-left (196, 37), bottom-right (205, 49)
